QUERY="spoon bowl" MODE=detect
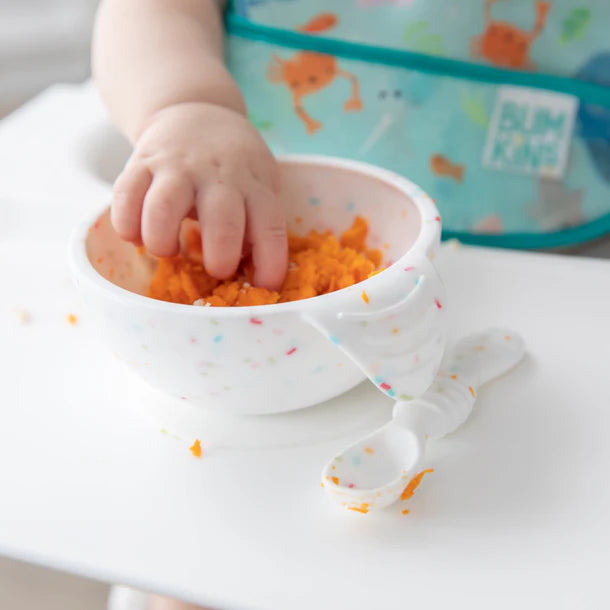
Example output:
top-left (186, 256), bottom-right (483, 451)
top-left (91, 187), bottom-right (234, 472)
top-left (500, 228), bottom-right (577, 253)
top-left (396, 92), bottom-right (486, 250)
top-left (323, 423), bottom-right (425, 510)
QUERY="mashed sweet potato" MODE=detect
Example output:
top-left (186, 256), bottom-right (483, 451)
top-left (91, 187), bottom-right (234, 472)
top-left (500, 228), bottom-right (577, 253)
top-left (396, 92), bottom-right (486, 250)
top-left (148, 216), bottom-right (382, 306)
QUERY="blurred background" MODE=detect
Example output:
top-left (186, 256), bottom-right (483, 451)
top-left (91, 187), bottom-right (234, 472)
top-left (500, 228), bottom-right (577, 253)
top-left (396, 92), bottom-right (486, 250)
top-left (1, 6), bottom-right (109, 608)
top-left (0, 0), bottom-right (97, 117)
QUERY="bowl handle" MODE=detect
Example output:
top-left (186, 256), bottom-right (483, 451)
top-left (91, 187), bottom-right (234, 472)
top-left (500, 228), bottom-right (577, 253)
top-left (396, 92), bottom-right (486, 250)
top-left (302, 256), bottom-right (447, 399)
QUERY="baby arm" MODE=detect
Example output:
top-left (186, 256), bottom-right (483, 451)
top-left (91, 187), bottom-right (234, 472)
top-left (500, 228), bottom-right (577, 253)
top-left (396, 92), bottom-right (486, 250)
top-left (92, 0), bottom-right (287, 289)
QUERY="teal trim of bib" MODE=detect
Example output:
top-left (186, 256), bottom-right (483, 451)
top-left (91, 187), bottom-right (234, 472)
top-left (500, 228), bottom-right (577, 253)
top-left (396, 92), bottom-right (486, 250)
top-left (225, 11), bottom-right (610, 107)
top-left (443, 213), bottom-right (610, 250)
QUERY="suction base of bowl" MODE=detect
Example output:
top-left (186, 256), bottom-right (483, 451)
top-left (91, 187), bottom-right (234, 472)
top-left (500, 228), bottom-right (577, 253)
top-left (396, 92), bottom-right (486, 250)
top-left (121, 369), bottom-right (394, 450)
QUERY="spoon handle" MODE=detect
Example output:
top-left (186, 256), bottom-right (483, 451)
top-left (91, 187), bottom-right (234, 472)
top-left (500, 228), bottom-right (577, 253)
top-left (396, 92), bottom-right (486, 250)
top-left (392, 374), bottom-right (476, 439)
top-left (393, 329), bottom-right (525, 439)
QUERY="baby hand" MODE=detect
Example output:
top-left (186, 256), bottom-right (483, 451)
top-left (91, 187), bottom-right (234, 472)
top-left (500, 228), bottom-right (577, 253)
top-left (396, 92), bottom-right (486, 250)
top-left (110, 102), bottom-right (287, 290)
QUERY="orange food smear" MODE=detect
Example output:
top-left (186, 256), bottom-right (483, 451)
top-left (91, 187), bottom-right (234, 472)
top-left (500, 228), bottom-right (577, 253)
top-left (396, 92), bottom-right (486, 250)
top-left (189, 439), bottom-right (202, 458)
top-left (67, 314), bottom-right (78, 326)
top-left (400, 469), bottom-right (434, 502)
top-left (401, 509), bottom-right (410, 515)
top-left (348, 503), bottom-right (370, 514)
top-left (147, 217), bottom-right (382, 306)
top-left (331, 476), bottom-right (340, 486)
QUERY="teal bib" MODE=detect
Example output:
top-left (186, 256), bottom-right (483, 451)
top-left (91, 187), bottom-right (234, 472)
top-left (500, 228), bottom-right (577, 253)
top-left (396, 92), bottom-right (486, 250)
top-left (226, 0), bottom-right (610, 249)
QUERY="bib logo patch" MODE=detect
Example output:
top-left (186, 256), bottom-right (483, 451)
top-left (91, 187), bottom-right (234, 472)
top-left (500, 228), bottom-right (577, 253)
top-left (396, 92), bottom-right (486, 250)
top-left (483, 86), bottom-right (578, 179)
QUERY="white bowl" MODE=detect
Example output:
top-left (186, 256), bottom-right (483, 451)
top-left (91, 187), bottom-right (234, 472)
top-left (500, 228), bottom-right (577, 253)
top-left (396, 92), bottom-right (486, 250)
top-left (69, 155), bottom-right (445, 414)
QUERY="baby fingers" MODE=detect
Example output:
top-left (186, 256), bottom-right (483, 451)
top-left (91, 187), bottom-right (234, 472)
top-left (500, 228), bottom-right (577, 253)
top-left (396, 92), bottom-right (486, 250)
top-left (141, 173), bottom-right (195, 257)
top-left (246, 185), bottom-right (288, 291)
top-left (196, 185), bottom-right (246, 280)
top-left (110, 163), bottom-right (152, 243)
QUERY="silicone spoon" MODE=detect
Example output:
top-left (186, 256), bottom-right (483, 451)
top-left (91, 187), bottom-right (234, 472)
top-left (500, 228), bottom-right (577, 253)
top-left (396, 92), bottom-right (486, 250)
top-left (322, 329), bottom-right (525, 511)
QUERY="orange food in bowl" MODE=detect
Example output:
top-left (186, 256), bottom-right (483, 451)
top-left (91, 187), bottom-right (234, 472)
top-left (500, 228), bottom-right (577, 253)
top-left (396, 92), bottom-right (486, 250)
top-left (148, 216), bottom-right (383, 306)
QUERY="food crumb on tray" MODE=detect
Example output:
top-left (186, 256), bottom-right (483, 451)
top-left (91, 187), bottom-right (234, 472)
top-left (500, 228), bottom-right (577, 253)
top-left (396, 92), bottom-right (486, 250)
top-left (189, 439), bottom-right (203, 458)
top-left (13, 308), bottom-right (31, 324)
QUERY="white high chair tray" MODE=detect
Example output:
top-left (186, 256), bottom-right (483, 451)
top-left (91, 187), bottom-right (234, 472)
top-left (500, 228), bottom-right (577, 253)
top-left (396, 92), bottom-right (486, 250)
top-left (1, 85), bottom-right (609, 610)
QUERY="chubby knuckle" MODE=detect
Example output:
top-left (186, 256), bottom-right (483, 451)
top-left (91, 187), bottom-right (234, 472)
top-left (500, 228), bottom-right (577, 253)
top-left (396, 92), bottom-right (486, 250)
top-left (112, 176), bottom-right (136, 201)
top-left (250, 162), bottom-right (278, 190)
top-left (112, 188), bottom-right (130, 204)
top-left (134, 148), bottom-right (162, 165)
top-left (111, 190), bottom-right (133, 213)
top-left (213, 220), bottom-right (243, 243)
top-left (135, 148), bottom-right (190, 175)
top-left (114, 191), bottom-right (143, 213)
top-left (146, 197), bottom-right (175, 225)
top-left (262, 222), bottom-right (288, 244)
top-left (134, 148), bottom-right (160, 164)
